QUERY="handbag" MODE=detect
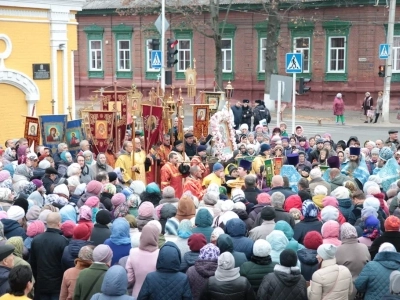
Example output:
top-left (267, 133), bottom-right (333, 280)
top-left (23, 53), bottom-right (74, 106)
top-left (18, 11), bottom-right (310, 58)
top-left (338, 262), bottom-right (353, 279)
top-left (367, 109), bottom-right (375, 118)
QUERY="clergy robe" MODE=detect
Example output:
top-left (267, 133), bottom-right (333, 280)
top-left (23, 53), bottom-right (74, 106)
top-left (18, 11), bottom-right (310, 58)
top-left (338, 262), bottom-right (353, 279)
top-left (161, 162), bottom-right (183, 198)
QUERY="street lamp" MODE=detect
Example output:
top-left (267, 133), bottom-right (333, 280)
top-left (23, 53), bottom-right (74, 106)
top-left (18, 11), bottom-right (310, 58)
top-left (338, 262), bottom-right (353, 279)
top-left (225, 80), bottom-right (234, 100)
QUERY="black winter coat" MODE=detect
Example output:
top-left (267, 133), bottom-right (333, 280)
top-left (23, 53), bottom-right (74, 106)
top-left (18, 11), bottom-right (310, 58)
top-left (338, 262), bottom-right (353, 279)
top-left (61, 239), bottom-right (93, 271)
top-left (244, 187), bottom-right (261, 206)
top-left (370, 231), bottom-right (400, 260)
top-left (253, 103), bottom-right (271, 125)
top-left (185, 142), bottom-right (197, 159)
top-left (30, 228), bottom-right (69, 294)
top-left (0, 266), bottom-right (10, 297)
top-left (297, 248), bottom-right (319, 281)
top-left (201, 276), bottom-right (255, 300)
top-left (241, 106), bottom-right (253, 125)
top-left (293, 218), bottom-right (323, 245)
top-left (90, 223), bottom-right (111, 246)
top-left (2, 219), bottom-right (27, 240)
top-left (231, 105), bottom-right (243, 130)
top-left (257, 266), bottom-right (307, 300)
top-left (240, 255), bottom-right (276, 293)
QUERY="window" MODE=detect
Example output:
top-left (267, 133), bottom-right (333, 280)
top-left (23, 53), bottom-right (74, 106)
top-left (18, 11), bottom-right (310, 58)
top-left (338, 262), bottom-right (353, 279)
top-left (222, 39), bottom-right (232, 72)
top-left (177, 40), bottom-right (191, 71)
top-left (117, 40), bottom-right (130, 71)
top-left (84, 24), bottom-right (104, 78)
top-left (328, 37), bottom-right (345, 72)
top-left (294, 37), bottom-right (310, 73)
top-left (90, 41), bottom-right (102, 70)
top-left (393, 37), bottom-right (400, 72)
top-left (259, 38), bottom-right (266, 73)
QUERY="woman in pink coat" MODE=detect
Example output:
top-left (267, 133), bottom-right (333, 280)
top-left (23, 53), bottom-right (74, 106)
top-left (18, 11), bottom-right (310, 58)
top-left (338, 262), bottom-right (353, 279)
top-left (333, 93), bottom-right (345, 125)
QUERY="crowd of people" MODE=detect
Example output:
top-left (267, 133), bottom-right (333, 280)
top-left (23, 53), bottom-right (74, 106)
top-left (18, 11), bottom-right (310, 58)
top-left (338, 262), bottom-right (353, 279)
top-left (0, 99), bottom-right (399, 299)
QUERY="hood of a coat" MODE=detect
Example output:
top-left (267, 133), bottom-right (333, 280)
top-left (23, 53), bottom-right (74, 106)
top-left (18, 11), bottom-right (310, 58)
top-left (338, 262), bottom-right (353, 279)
top-left (275, 268), bottom-right (302, 287)
top-left (217, 234), bottom-right (233, 253)
top-left (297, 248), bottom-right (318, 265)
top-left (338, 198), bottom-right (352, 209)
top-left (183, 251), bottom-right (199, 266)
top-left (225, 218), bottom-right (246, 237)
top-left (195, 209), bottom-right (213, 228)
top-left (2, 219), bottom-right (21, 233)
top-left (68, 239), bottom-right (91, 258)
top-left (266, 230), bottom-right (289, 251)
top-left (194, 259), bottom-right (218, 278)
top-left (156, 241), bottom-right (181, 272)
top-left (101, 265), bottom-right (128, 296)
top-left (232, 209), bottom-right (249, 221)
top-left (274, 220), bottom-right (294, 240)
top-left (331, 174), bottom-right (348, 185)
top-left (375, 251), bottom-right (400, 269)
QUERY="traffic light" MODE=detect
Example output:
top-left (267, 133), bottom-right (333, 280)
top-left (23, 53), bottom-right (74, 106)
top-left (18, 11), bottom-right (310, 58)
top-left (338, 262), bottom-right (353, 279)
top-left (299, 78), bottom-right (311, 94)
top-left (379, 65), bottom-right (385, 77)
top-left (167, 39), bottom-right (178, 68)
top-left (148, 39), bottom-right (160, 50)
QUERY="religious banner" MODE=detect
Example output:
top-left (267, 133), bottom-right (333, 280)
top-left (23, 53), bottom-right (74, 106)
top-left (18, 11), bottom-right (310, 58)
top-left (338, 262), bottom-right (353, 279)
top-left (274, 157), bottom-right (283, 175)
top-left (142, 104), bottom-right (163, 153)
top-left (101, 91), bottom-right (128, 153)
top-left (87, 111), bottom-right (115, 155)
top-left (192, 105), bottom-right (209, 139)
top-left (80, 110), bottom-right (92, 140)
top-left (24, 117), bottom-right (40, 147)
top-left (66, 119), bottom-right (85, 157)
top-left (39, 115), bottom-right (68, 154)
top-left (264, 159), bottom-right (274, 187)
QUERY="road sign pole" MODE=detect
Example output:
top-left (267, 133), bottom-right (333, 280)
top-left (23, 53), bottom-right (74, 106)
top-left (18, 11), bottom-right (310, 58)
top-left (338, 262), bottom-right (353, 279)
top-left (382, 0), bottom-right (396, 123)
top-left (160, 0), bottom-right (165, 92)
top-left (277, 81), bottom-right (281, 128)
top-left (292, 73), bottom-right (296, 134)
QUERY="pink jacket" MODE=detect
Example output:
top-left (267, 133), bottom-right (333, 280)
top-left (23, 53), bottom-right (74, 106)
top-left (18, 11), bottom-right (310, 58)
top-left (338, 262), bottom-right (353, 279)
top-left (333, 97), bottom-right (345, 115)
top-left (126, 247), bottom-right (160, 298)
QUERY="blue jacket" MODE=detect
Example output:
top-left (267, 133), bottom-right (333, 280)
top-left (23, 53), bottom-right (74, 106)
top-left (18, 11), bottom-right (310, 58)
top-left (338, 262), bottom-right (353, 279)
top-left (90, 265), bottom-right (134, 300)
top-left (217, 234), bottom-right (248, 268)
top-left (61, 239), bottom-right (92, 271)
top-left (297, 248), bottom-right (318, 281)
top-left (337, 198), bottom-right (354, 222)
top-left (231, 105), bottom-right (243, 129)
top-left (355, 251), bottom-right (400, 300)
top-left (104, 218), bottom-right (132, 265)
top-left (226, 218), bottom-right (254, 260)
top-left (0, 266), bottom-right (10, 297)
top-left (2, 219), bottom-right (27, 240)
top-left (137, 242), bottom-right (192, 300)
top-left (192, 209), bottom-right (213, 242)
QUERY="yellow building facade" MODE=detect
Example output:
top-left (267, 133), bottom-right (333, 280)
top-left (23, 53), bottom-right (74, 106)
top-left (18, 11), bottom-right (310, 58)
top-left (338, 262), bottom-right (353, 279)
top-left (0, 0), bottom-right (85, 144)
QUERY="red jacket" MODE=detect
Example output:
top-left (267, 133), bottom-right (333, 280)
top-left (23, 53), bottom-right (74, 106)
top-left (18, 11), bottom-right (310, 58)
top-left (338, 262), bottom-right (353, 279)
top-left (333, 97), bottom-right (345, 115)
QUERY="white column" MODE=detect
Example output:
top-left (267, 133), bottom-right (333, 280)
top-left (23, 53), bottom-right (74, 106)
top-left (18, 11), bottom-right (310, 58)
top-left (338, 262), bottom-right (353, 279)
top-left (51, 47), bottom-right (58, 114)
top-left (62, 46), bottom-right (69, 115)
top-left (71, 50), bottom-right (76, 119)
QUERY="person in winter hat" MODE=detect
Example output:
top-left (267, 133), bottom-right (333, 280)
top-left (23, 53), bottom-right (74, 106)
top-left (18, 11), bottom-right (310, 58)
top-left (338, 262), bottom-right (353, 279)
top-left (192, 208), bottom-right (213, 242)
top-left (200, 251), bottom-right (255, 299)
top-left (103, 218), bottom-right (131, 265)
top-left (136, 201), bottom-right (154, 231)
top-left (274, 220), bottom-right (304, 252)
top-left (298, 231), bottom-right (323, 281)
top-left (319, 196), bottom-right (346, 224)
top-left (333, 93), bottom-right (345, 125)
top-left (258, 249), bottom-right (307, 300)
top-left (77, 180), bottom-right (103, 208)
top-left (3, 205), bottom-right (27, 240)
top-left (90, 210), bottom-right (112, 246)
top-left (111, 193), bottom-right (129, 220)
top-left (358, 215), bottom-right (381, 247)
top-left (225, 218), bottom-right (254, 260)
top-left (369, 215), bottom-right (400, 259)
top-left (180, 233), bottom-right (207, 273)
top-left (308, 244), bottom-right (353, 299)
top-left (248, 193), bottom-right (271, 222)
top-left (293, 200), bottom-right (322, 245)
top-left (381, 270), bottom-right (400, 299)
top-left (321, 220), bottom-right (341, 247)
top-left (240, 240), bottom-right (276, 293)
top-left (248, 206), bottom-right (276, 241)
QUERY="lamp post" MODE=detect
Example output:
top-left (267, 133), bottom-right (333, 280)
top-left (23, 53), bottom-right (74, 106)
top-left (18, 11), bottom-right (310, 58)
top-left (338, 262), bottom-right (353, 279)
top-left (224, 81), bottom-right (234, 110)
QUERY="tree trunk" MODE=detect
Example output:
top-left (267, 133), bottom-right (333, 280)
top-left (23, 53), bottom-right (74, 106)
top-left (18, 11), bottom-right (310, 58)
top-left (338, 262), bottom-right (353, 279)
top-left (264, 4), bottom-right (279, 94)
top-left (210, 0), bottom-right (223, 91)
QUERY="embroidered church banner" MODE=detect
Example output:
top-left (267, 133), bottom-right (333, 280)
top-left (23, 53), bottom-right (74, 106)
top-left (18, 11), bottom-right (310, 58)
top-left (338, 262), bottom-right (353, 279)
top-left (24, 117), bottom-right (40, 148)
top-left (88, 111), bottom-right (115, 155)
top-left (39, 115), bottom-right (67, 154)
top-left (142, 104), bottom-right (163, 153)
top-left (66, 119), bottom-right (85, 157)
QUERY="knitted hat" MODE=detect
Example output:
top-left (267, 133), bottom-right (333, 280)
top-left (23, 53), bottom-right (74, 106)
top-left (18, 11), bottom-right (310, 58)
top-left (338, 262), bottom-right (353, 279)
top-left (7, 206), bottom-right (25, 221)
top-left (38, 209), bottom-right (51, 224)
top-left (53, 184), bottom-right (70, 198)
top-left (253, 240), bottom-right (271, 257)
top-left (321, 220), bottom-right (340, 239)
top-left (221, 200), bottom-right (234, 212)
top-left (203, 192), bottom-right (218, 206)
top-left (102, 183), bottom-right (116, 195)
top-left (259, 143), bottom-right (271, 153)
top-left (280, 249), bottom-right (298, 267)
top-left (73, 223), bottom-right (92, 240)
top-left (61, 220), bottom-right (76, 238)
top-left (261, 206), bottom-right (276, 221)
top-left (379, 242), bottom-right (396, 252)
top-left (257, 193), bottom-right (271, 204)
top-left (390, 271), bottom-right (400, 295)
top-left (327, 156), bottom-right (340, 169)
top-left (197, 145), bottom-right (207, 153)
top-left (79, 205), bottom-right (92, 221)
top-left (146, 183), bottom-right (160, 194)
top-left (231, 189), bottom-right (246, 203)
top-left (363, 197), bottom-right (380, 211)
top-left (379, 147), bottom-right (394, 161)
top-left (93, 244), bottom-right (113, 264)
top-left (321, 206), bottom-right (339, 222)
top-left (385, 216), bottom-right (400, 231)
top-left (38, 160), bottom-right (51, 170)
top-left (322, 196), bottom-right (338, 208)
top-left (331, 186), bottom-right (350, 200)
top-left (138, 201), bottom-right (154, 218)
top-left (199, 243), bottom-right (220, 260)
top-left (162, 186), bottom-right (176, 199)
top-left (317, 244), bottom-right (337, 260)
top-left (213, 163), bottom-right (224, 172)
top-left (86, 180), bottom-right (103, 195)
top-left (111, 193), bottom-right (126, 206)
top-left (108, 172), bottom-right (118, 182)
top-left (78, 245), bottom-right (94, 262)
top-left (31, 179), bottom-right (43, 189)
top-left (26, 220), bottom-right (45, 237)
top-left (86, 196), bottom-right (100, 208)
top-left (96, 210), bottom-right (112, 225)
top-left (371, 148), bottom-right (380, 155)
top-left (74, 183), bottom-right (87, 196)
top-left (340, 222), bottom-right (357, 239)
top-left (165, 217), bottom-right (179, 235)
top-left (26, 205), bottom-right (41, 221)
top-left (188, 233), bottom-right (207, 252)
top-left (302, 200), bottom-right (318, 218)
top-left (0, 171), bottom-right (10, 183)
top-left (304, 231), bottom-right (323, 250)
top-left (314, 185), bottom-right (328, 196)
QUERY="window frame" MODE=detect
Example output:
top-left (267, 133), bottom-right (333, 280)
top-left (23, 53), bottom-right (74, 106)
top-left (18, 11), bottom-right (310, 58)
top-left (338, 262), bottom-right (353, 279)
top-left (112, 24), bottom-right (133, 79)
top-left (117, 40), bottom-right (131, 72)
top-left (89, 40), bottom-right (103, 71)
top-left (176, 39), bottom-right (192, 72)
top-left (222, 38), bottom-right (233, 73)
top-left (173, 29), bottom-right (193, 80)
top-left (84, 24), bottom-right (105, 78)
top-left (327, 36), bottom-right (346, 73)
top-left (259, 37), bottom-right (267, 73)
top-left (392, 36), bottom-right (400, 73)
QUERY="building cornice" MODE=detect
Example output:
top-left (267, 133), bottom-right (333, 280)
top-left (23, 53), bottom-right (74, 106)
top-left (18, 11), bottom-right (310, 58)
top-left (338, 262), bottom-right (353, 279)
top-left (1, 0), bottom-right (85, 12)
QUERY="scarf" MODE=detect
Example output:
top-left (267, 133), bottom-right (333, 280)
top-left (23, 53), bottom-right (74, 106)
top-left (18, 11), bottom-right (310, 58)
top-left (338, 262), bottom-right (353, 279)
top-left (112, 203), bottom-right (129, 220)
top-left (96, 157), bottom-right (107, 170)
top-left (215, 266), bottom-right (240, 282)
top-left (81, 164), bottom-right (90, 176)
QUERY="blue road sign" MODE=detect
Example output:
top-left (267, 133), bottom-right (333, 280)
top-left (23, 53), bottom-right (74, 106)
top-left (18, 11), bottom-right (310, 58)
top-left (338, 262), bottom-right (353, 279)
top-left (151, 50), bottom-right (162, 69)
top-left (379, 44), bottom-right (389, 59)
top-left (286, 53), bottom-right (303, 73)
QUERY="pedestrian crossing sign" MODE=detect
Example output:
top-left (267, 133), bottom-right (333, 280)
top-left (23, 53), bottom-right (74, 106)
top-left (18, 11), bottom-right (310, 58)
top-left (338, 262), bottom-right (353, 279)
top-left (286, 53), bottom-right (303, 73)
top-left (151, 50), bottom-right (162, 69)
top-left (379, 44), bottom-right (389, 59)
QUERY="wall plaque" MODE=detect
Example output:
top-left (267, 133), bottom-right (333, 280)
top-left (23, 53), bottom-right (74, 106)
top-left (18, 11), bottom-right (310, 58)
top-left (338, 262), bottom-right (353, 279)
top-left (33, 64), bottom-right (50, 80)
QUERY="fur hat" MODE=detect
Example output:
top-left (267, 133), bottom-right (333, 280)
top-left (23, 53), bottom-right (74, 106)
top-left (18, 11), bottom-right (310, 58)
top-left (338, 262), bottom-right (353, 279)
top-left (253, 240), bottom-right (271, 257)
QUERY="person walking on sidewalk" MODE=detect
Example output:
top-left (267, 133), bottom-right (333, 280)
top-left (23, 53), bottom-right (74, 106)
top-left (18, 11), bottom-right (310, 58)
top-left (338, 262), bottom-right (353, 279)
top-left (374, 91), bottom-right (383, 123)
top-left (362, 92), bottom-right (374, 123)
top-left (333, 93), bottom-right (345, 125)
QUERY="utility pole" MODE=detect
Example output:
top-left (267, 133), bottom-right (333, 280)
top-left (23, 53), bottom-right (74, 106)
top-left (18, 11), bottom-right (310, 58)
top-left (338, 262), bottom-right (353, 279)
top-left (382, 0), bottom-right (396, 123)
top-left (160, 0), bottom-right (165, 93)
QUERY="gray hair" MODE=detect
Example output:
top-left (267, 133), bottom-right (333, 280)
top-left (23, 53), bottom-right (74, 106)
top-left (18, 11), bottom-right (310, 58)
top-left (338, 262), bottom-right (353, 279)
top-left (271, 192), bottom-right (285, 208)
top-left (244, 175), bottom-right (256, 187)
top-left (79, 140), bottom-right (89, 148)
top-left (67, 163), bottom-right (81, 177)
top-left (310, 168), bottom-right (322, 179)
top-left (57, 143), bottom-right (67, 152)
